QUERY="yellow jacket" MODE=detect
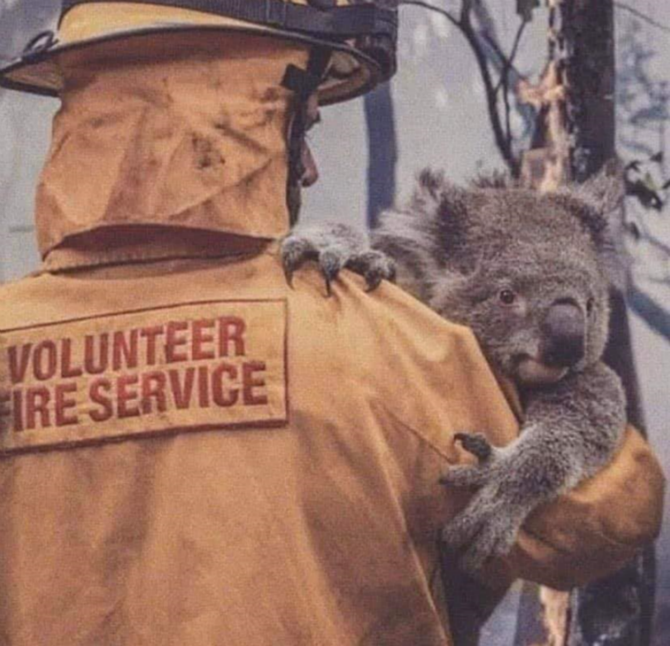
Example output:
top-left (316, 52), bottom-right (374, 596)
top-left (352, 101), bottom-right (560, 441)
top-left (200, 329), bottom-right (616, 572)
top-left (0, 240), bottom-right (662, 645)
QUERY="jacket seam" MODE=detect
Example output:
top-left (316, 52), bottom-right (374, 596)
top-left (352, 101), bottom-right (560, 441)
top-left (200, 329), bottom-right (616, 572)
top-left (374, 403), bottom-right (455, 464)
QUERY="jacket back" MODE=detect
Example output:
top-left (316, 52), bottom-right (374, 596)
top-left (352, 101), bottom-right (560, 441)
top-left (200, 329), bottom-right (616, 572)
top-left (0, 246), bottom-right (661, 645)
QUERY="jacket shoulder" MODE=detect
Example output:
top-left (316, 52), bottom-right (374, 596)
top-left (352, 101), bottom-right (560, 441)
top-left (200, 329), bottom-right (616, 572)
top-left (287, 265), bottom-right (520, 457)
top-left (0, 273), bottom-right (54, 330)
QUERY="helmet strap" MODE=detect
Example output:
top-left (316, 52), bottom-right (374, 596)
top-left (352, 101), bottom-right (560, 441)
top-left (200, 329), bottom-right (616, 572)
top-left (282, 47), bottom-right (331, 225)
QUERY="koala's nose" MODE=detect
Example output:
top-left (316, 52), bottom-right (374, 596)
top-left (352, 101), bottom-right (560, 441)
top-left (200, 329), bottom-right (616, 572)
top-left (541, 300), bottom-right (585, 367)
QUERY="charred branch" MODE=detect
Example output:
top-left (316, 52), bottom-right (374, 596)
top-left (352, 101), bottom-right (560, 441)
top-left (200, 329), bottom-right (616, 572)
top-left (401, 0), bottom-right (531, 177)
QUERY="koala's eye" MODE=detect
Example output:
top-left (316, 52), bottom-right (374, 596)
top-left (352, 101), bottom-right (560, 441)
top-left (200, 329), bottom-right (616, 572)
top-left (499, 289), bottom-right (517, 305)
top-left (586, 298), bottom-right (595, 314)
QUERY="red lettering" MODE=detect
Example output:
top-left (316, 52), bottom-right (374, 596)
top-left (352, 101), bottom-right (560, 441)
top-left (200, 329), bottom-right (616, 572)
top-left (141, 371), bottom-right (167, 414)
top-left (89, 378), bottom-right (113, 423)
top-left (33, 341), bottom-right (57, 381)
top-left (219, 317), bottom-right (246, 357)
top-left (192, 319), bottom-right (216, 361)
top-left (0, 391), bottom-right (11, 428)
top-left (55, 383), bottom-right (79, 427)
top-left (166, 321), bottom-right (189, 363)
top-left (243, 361), bottom-right (268, 406)
top-left (198, 366), bottom-right (210, 408)
top-left (85, 334), bottom-right (109, 375)
top-left (12, 390), bottom-right (23, 432)
top-left (117, 374), bottom-right (140, 419)
top-left (60, 338), bottom-right (84, 378)
top-left (8, 344), bottom-right (32, 384)
top-left (169, 368), bottom-right (195, 409)
top-left (26, 387), bottom-right (51, 430)
top-left (212, 363), bottom-right (239, 407)
top-left (141, 326), bottom-right (165, 365)
top-left (113, 330), bottom-right (139, 371)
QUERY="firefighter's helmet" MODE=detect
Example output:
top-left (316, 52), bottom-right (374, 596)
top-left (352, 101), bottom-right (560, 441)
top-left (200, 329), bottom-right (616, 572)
top-left (0, 0), bottom-right (398, 105)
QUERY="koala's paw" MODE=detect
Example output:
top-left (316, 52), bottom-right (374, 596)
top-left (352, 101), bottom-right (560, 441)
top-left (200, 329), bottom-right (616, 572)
top-left (347, 250), bottom-right (397, 292)
top-left (439, 433), bottom-right (498, 488)
top-left (441, 490), bottom-right (524, 575)
top-left (455, 432), bottom-right (493, 462)
top-left (281, 224), bottom-right (395, 296)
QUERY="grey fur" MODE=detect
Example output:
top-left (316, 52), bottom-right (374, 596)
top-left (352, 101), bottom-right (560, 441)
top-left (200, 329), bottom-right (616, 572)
top-left (282, 222), bottom-right (396, 295)
top-left (281, 168), bottom-right (627, 574)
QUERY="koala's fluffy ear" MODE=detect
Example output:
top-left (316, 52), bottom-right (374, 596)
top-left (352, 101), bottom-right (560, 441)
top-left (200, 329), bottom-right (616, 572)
top-left (374, 169), bottom-right (471, 287)
top-left (410, 168), bottom-right (471, 258)
top-left (554, 161), bottom-right (627, 288)
top-left (578, 159), bottom-right (626, 216)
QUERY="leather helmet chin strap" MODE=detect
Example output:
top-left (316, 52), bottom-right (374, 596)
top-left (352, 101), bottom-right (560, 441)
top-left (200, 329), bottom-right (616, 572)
top-left (281, 47), bottom-right (331, 225)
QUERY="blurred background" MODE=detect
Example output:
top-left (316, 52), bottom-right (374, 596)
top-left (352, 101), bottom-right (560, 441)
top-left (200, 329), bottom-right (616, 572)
top-left (1, 1), bottom-right (669, 644)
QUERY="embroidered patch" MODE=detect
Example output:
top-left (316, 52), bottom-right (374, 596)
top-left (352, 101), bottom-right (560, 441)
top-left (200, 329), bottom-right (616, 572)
top-left (0, 299), bottom-right (288, 454)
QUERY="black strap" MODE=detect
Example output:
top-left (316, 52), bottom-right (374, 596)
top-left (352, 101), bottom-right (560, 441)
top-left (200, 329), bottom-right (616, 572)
top-left (60, 0), bottom-right (397, 41)
top-left (282, 46), bottom-right (330, 98)
top-left (283, 46), bottom-right (331, 224)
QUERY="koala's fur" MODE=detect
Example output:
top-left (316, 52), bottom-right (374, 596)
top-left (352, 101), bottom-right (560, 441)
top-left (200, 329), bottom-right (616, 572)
top-left (282, 168), bottom-right (627, 575)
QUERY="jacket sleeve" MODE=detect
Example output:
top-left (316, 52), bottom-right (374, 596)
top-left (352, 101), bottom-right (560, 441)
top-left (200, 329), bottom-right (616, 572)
top-left (503, 425), bottom-right (665, 590)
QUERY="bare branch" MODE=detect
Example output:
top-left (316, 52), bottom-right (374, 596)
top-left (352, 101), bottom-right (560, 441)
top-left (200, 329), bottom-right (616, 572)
top-left (466, 28), bottom-right (520, 173)
top-left (615, 2), bottom-right (670, 35)
top-left (401, 0), bottom-right (525, 176)
top-left (482, 17), bottom-right (527, 152)
top-left (626, 282), bottom-right (670, 342)
top-left (494, 19), bottom-right (527, 95)
top-left (460, 0), bottom-right (473, 26)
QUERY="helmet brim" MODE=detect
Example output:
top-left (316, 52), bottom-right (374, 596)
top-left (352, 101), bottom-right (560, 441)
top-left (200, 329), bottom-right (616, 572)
top-left (0, 22), bottom-right (382, 106)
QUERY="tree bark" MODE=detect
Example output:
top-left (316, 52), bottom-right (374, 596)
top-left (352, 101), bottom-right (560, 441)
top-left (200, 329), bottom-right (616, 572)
top-left (364, 82), bottom-right (398, 228)
top-left (560, 1), bottom-right (655, 644)
top-left (514, 2), bottom-right (656, 644)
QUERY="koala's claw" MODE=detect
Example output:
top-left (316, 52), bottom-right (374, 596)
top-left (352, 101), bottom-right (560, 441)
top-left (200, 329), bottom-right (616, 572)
top-left (319, 249), bottom-right (345, 296)
top-left (282, 237), bottom-right (314, 289)
top-left (347, 250), bottom-right (397, 292)
top-left (280, 227), bottom-right (395, 296)
top-left (440, 433), bottom-right (498, 488)
top-left (455, 432), bottom-right (493, 462)
top-left (283, 260), bottom-right (296, 289)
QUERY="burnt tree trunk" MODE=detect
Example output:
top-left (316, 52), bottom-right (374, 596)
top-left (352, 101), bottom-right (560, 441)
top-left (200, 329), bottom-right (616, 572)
top-left (514, 2), bottom-right (656, 644)
top-left (561, 1), bottom-right (656, 645)
top-left (364, 81), bottom-right (398, 228)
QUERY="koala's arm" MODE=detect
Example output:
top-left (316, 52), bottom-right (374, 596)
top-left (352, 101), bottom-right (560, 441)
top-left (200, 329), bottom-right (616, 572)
top-left (503, 423), bottom-right (664, 590)
top-left (521, 362), bottom-right (627, 487)
top-left (485, 366), bottom-right (663, 589)
top-left (442, 363), bottom-right (664, 582)
top-left (441, 363), bottom-right (628, 573)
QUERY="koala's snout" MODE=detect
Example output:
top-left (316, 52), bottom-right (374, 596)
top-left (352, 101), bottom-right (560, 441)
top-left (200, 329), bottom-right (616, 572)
top-left (540, 300), bottom-right (585, 368)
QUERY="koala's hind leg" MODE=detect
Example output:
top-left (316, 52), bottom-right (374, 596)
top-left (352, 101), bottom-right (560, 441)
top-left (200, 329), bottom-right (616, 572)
top-left (281, 223), bottom-right (395, 294)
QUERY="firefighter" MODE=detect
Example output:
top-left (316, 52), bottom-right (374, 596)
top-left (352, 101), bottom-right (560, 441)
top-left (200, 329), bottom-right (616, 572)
top-left (0, 2), bottom-right (663, 644)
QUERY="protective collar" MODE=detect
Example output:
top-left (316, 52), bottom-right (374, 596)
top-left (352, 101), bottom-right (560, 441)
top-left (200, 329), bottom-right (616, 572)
top-left (36, 33), bottom-right (305, 260)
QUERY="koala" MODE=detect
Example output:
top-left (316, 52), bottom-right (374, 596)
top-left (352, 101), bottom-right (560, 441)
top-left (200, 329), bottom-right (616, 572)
top-left (281, 168), bottom-right (627, 575)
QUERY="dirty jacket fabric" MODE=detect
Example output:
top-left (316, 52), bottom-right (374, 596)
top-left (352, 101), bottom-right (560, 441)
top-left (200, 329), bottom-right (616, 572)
top-left (0, 242), bottom-right (663, 646)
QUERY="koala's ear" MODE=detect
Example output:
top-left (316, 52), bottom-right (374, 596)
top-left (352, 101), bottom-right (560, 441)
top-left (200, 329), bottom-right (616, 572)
top-left (553, 162), bottom-right (627, 288)
top-left (578, 159), bottom-right (625, 216)
top-left (468, 169), bottom-right (515, 189)
top-left (375, 169), bottom-right (471, 277)
top-left (554, 161), bottom-right (625, 241)
top-left (416, 168), bottom-right (446, 200)
top-left (413, 168), bottom-right (471, 252)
